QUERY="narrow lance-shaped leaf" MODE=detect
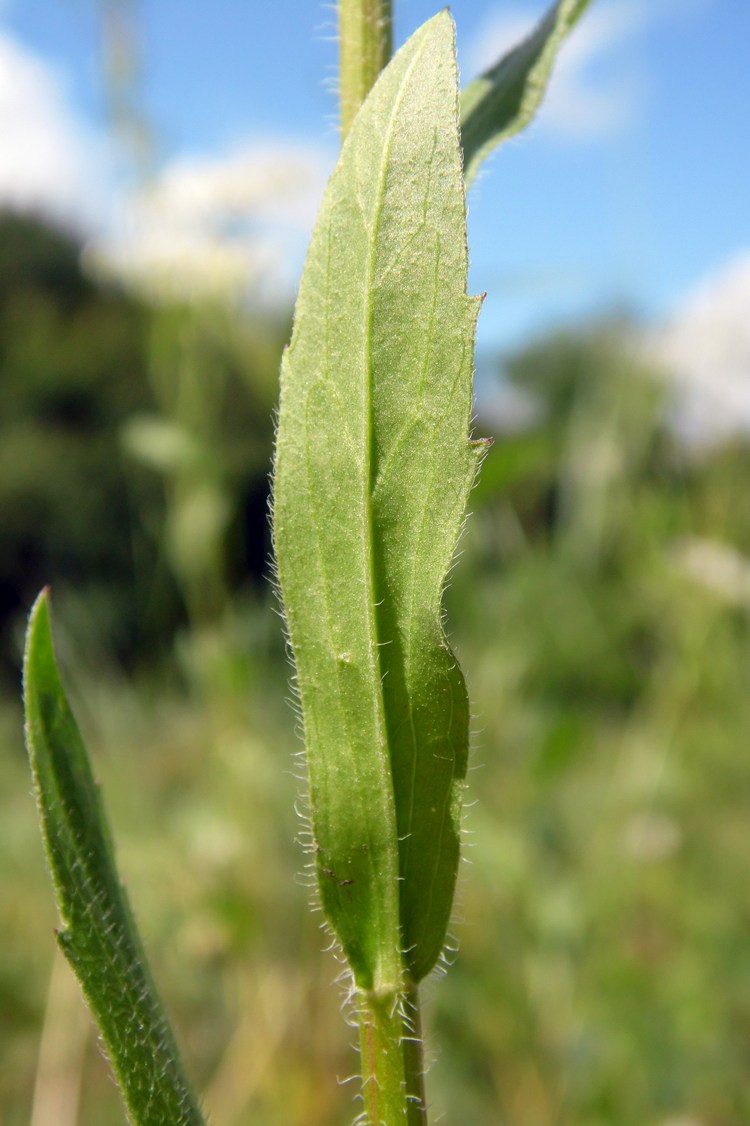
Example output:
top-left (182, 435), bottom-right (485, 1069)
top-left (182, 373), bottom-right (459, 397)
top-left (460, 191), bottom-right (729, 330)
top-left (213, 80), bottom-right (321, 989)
top-left (23, 590), bottom-right (205, 1126)
top-left (274, 10), bottom-right (484, 989)
top-left (460, 0), bottom-right (592, 186)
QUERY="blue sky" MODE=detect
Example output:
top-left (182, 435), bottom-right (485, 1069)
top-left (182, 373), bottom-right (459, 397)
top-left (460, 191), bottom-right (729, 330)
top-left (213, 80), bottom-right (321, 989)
top-left (1, 0), bottom-right (748, 358)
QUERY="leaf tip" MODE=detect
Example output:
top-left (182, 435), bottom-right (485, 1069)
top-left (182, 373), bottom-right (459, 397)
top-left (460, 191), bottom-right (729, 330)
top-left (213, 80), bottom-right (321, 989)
top-left (24, 587), bottom-right (54, 698)
top-left (26, 585), bottom-right (52, 644)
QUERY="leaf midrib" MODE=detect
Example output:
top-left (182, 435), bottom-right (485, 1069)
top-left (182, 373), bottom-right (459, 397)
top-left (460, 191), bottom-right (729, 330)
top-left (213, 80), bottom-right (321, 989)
top-left (362, 35), bottom-right (431, 957)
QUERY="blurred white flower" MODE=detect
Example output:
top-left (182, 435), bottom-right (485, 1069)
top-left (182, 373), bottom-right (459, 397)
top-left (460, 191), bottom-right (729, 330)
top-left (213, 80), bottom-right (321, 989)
top-left (85, 223), bottom-right (276, 305)
top-left (147, 144), bottom-right (329, 231)
top-left (86, 142), bottom-right (333, 305)
top-left (623, 811), bottom-right (682, 861)
top-left (671, 536), bottom-right (750, 607)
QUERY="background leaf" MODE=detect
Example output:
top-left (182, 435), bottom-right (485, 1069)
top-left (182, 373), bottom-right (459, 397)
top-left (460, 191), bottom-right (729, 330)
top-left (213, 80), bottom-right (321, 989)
top-left (23, 590), bottom-right (204, 1126)
top-left (460, 0), bottom-right (591, 186)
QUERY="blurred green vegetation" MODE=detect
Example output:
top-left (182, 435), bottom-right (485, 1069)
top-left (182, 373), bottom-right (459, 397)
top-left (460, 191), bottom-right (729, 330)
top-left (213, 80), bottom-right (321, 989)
top-left (3, 210), bottom-right (750, 1125)
top-left (0, 211), bottom-right (286, 684)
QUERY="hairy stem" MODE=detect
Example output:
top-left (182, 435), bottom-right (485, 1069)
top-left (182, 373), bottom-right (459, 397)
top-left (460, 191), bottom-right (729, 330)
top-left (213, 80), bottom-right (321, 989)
top-left (357, 983), bottom-right (427, 1124)
top-left (338, 0), bottom-right (393, 139)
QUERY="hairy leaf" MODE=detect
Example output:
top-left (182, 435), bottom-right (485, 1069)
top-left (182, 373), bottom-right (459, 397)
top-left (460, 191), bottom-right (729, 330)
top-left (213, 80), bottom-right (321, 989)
top-left (274, 10), bottom-right (484, 989)
top-left (460, 0), bottom-right (591, 186)
top-left (23, 590), bottom-right (204, 1126)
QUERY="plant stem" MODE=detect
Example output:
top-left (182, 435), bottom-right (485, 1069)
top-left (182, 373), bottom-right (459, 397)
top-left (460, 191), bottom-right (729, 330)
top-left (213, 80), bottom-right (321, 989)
top-left (338, 0), bottom-right (393, 139)
top-left (357, 983), bottom-right (427, 1124)
top-left (338, 5), bottom-right (425, 1121)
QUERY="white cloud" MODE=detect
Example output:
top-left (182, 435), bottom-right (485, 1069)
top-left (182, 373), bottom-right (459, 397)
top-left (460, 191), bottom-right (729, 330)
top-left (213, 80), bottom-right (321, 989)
top-left (0, 28), bottom-right (333, 306)
top-left (651, 251), bottom-right (750, 445)
top-left (0, 32), bottom-right (112, 228)
top-left (462, 0), bottom-right (672, 141)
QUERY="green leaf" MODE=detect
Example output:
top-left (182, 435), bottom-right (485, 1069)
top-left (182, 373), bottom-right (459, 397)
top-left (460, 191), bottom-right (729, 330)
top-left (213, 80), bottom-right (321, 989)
top-left (460, 0), bottom-right (592, 186)
top-left (23, 590), bottom-right (204, 1126)
top-left (273, 10), bottom-right (484, 989)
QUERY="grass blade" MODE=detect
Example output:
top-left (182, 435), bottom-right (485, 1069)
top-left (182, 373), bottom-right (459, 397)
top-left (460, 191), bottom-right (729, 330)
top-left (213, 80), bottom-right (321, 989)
top-left (274, 10), bottom-right (484, 989)
top-left (23, 589), bottom-right (205, 1126)
top-left (460, 0), bottom-right (591, 186)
